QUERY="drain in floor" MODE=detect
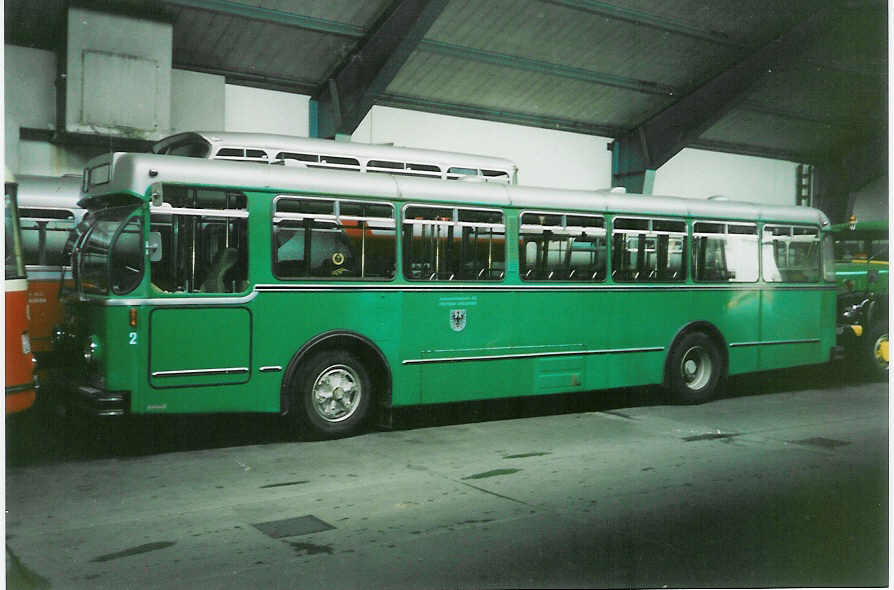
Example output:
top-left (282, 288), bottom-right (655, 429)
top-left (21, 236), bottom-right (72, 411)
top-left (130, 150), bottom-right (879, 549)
top-left (789, 437), bottom-right (851, 449)
top-left (252, 515), bottom-right (335, 539)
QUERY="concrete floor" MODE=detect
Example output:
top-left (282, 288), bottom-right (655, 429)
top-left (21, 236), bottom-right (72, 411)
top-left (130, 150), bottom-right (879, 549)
top-left (5, 364), bottom-right (888, 589)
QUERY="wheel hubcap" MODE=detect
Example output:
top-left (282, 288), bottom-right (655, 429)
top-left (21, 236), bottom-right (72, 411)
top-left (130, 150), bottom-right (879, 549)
top-left (312, 364), bottom-right (362, 423)
top-left (873, 334), bottom-right (889, 369)
top-left (680, 346), bottom-right (712, 390)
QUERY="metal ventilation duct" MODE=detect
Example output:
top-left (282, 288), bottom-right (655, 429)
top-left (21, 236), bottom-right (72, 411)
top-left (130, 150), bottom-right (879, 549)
top-left (64, 6), bottom-right (172, 140)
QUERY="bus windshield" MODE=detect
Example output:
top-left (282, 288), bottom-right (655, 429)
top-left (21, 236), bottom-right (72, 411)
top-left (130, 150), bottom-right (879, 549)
top-left (76, 204), bottom-right (144, 295)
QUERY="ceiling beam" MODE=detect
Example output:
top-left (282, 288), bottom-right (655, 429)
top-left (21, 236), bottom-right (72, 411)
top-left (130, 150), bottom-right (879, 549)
top-left (172, 61), bottom-right (319, 95)
top-left (688, 138), bottom-right (813, 165)
top-left (542, 0), bottom-right (749, 48)
top-left (160, 0), bottom-right (365, 37)
top-left (417, 41), bottom-right (879, 129)
top-left (418, 40), bottom-right (676, 96)
top-left (312, 0), bottom-right (449, 138)
top-left (609, 3), bottom-right (840, 193)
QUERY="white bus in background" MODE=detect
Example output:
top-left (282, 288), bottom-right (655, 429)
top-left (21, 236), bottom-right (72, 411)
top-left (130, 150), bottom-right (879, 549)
top-left (152, 131), bottom-right (519, 184)
top-left (16, 174), bottom-right (84, 363)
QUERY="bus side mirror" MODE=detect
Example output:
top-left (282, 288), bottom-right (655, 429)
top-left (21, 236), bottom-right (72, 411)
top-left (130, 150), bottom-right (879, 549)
top-left (148, 232), bottom-right (163, 262)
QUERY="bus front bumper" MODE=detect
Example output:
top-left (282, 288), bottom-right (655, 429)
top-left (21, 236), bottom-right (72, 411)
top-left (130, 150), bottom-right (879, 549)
top-left (72, 384), bottom-right (130, 417)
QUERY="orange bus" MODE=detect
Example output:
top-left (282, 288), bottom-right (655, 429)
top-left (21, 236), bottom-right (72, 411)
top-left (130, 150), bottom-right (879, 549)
top-left (5, 173), bottom-right (36, 414)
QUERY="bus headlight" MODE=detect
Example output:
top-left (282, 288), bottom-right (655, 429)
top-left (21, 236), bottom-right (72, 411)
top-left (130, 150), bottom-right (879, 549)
top-left (83, 335), bottom-right (101, 365)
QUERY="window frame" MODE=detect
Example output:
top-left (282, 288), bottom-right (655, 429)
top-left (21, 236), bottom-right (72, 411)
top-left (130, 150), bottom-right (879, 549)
top-left (761, 223), bottom-right (822, 284)
top-left (148, 186), bottom-right (251, 295)
top-left (610, 215), bottom-right (688, 283)
top-left (518, 209), bottom-right (607, 282)
top-left (401, 202), bottom-right (506, 282)
top-left (19, 207), bottom-right (78, 268)
top-left (272, 195), bottom-right (397, 281)
top-left (691, 220), bottom-right (759, 284)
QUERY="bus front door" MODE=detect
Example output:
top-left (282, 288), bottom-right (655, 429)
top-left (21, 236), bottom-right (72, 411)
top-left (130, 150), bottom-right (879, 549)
top-left (147, 306), bottom-right (253, 412)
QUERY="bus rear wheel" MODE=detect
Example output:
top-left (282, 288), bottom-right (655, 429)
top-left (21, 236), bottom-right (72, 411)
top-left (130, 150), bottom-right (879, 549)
top-left (292, 350), bottom-right (372, 439)
top-left (668, 332), bottom-right (722, 404)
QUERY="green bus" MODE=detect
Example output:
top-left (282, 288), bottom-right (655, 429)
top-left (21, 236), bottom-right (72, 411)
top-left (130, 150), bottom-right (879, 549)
top-left (50, 152), bottom-right (838, 437)
top-left (830, 218), bottom-right (888, 378)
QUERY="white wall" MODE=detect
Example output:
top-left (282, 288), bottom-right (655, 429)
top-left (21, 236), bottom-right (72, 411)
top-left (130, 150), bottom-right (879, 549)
top-left (171, 69), bottom-right (225, 133)
top-left (5, 45), bottom-right (57, 173)
top-left (354, 106), bottom-right (803, 205)
top-left (850, 175), bottom-right (889, 221)
top-left (353, 106), bottom-right (611, 190)
top-left (224, 85), bottom-right (309, 136)
top-left (653, 148), bottom-right (799, 205)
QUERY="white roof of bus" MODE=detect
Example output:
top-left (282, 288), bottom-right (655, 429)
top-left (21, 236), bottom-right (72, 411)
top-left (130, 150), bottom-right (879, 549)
top-left (153, 131), bottom-right (518, 173)
top-left (87, 152), bottom-right (829, 227)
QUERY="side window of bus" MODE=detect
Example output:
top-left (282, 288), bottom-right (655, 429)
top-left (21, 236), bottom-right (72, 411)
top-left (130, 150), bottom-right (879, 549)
top-left (693, 222), bottom-right (758, 282)
top-left (273, 197), bottom-right (396, 279)
top-left (762, 225), bottom-right (820, 283)
top-left (149, 186), bottom-right (249, 294)
top-left (519, 212), bottom-right (606, 281)
top-left (402, 205), bottom-right (505, 281)
top-left (19, 208), bottom-right (76, 267)
top-left (611, 218), bottom-right (687, 282)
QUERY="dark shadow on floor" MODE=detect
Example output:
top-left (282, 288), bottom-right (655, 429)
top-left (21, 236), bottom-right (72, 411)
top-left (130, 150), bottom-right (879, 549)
top-left (6, 360), bottom-right (881, 466)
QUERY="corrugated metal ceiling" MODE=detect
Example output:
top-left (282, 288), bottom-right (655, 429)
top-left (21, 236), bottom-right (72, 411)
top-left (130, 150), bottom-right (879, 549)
top-left (4, 0), bottom-right (887, 164)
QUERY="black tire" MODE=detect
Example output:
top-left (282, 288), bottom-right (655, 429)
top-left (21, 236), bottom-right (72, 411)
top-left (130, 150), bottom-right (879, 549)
top-left (292, 350), bottom-right (373, 439)
top-left (667, 332), bottom-right (723, 404)
top-left (863, 321), bottom-right (889, 381)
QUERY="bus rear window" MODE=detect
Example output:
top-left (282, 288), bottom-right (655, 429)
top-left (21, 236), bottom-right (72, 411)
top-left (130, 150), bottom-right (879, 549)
top-left (20, 209), bottom-right (76, 267)
top-left (166, 141), bottom-right (211, 158)
top-left (762, 224), bottom-right (820, 283)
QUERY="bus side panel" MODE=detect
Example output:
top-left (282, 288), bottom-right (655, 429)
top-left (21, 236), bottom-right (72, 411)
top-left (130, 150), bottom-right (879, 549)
top-left (402, 289), bottom-right (518, 405)
top-left (596, 288), bottom-right (762, 385)
top-left (686, 288), bottom-right (762, 376)
top-left (252, 290), bottom-right (402, 410)
top-left (5, 286), bottom-right (35, 413)
top-left (759, 288), bottom-right (827, 370)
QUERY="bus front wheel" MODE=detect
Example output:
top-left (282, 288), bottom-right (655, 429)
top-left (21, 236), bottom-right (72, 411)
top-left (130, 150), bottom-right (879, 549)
top-left (292, 350), bottom-right (373, 439)
top-left (668, 332), bottom-right (722, 404)
top-left (864, 321), bottom-right (889, 380)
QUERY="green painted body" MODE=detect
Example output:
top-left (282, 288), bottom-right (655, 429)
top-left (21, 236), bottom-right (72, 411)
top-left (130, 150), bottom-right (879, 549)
top-left (68, 189), bottom-right (838, 416)
top-left (829, 220), bottom-right (889, 294)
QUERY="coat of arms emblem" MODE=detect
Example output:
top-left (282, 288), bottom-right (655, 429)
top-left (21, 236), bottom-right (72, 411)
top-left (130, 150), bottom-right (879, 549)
top-left (450, 309), bottom-right (467, 332)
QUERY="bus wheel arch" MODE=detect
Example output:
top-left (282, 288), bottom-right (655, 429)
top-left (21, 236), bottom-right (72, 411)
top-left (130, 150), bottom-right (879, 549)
top-left (282, 331), bottom-right (391, 438)
top-left (664, 322), bottom-right (728, 404)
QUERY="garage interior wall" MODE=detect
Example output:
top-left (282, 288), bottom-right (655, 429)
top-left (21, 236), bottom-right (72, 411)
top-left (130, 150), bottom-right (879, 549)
top-left (4, 43), bottom-right (887, 216)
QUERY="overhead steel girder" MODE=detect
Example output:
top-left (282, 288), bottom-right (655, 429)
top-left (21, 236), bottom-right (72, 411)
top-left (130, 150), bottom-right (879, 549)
top-left (610, 2), bottom-right (839, 194)
top-left (161, 0), bottom-right (365, 37)
top-left (813, 130), bottom-right (888, 224)
top-left (311, 0), bottom-right (449, 139)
